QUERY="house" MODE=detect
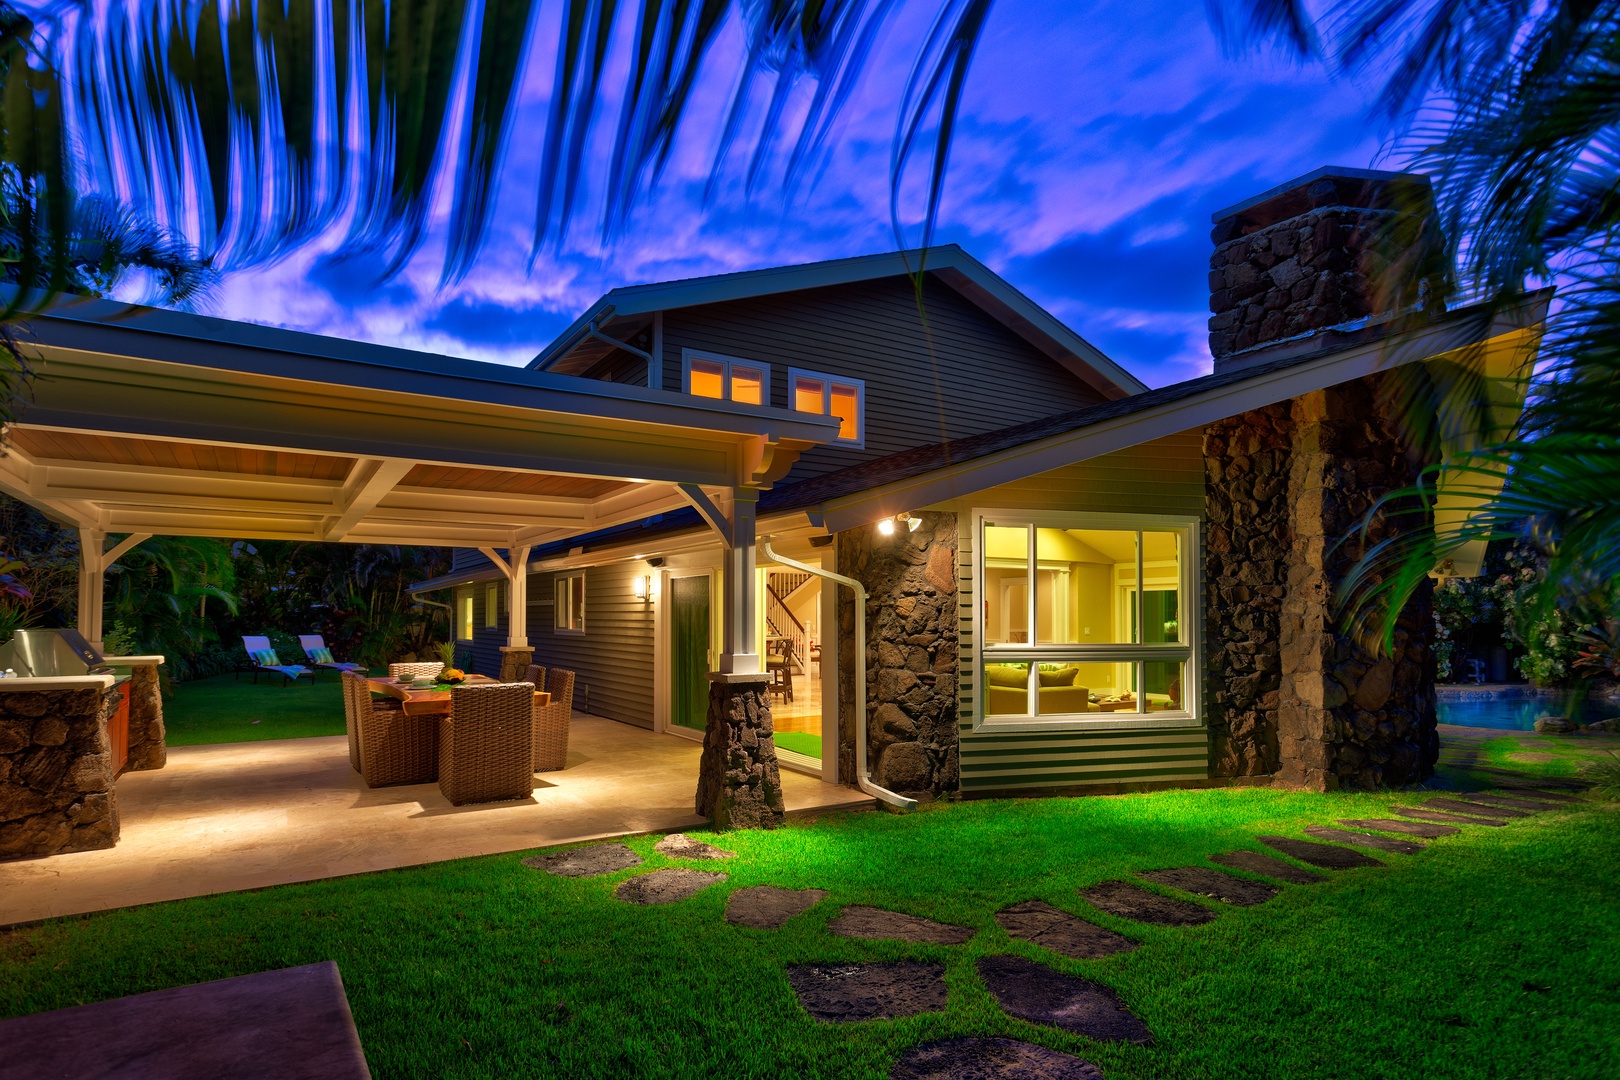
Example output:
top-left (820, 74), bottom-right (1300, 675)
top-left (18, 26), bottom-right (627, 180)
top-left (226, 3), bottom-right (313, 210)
top-left (411, 167), bottom-right (1542, 816)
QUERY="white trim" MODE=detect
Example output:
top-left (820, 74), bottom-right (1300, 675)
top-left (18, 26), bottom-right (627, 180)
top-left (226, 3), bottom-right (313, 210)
top-left (554, 571), bottom-right (586, 634)
top-left (681, 348), bottom-right (772, 407)
top-left (787, 367), bottom-right (866, 448)
top-left (484, 582), bottom-right (499, 628)
top-left (970, 508), bottom-right (1201, 734)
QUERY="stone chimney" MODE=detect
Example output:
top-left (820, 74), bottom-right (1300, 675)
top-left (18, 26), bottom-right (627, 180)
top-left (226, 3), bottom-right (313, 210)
top-left (1207, 167), bottom-right (1449, 371)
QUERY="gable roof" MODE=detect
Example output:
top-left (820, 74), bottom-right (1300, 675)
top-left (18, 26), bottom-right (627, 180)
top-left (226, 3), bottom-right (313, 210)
top-left (527, 245), bottom-right (1147, 400)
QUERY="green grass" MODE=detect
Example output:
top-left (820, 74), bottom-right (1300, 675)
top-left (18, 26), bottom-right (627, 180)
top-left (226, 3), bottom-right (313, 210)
top-left (162, 672), bottom-right (352, 745)
top-left (3, 769), bottom-right (1616, 1078)
top-left (775, 731), bottom-right (823, 758)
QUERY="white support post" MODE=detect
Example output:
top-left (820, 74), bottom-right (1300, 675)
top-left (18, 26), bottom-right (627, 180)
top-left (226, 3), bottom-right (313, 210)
top-left (506, 545), bottom-right (530, 648)
top-left (76, 529), bottom-right (151, 651)
top-left (718, 490), bottom-right (759, 675)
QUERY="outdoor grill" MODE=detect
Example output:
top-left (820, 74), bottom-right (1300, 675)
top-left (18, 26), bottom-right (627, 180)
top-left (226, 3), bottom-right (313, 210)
top-left (0, 628), bottom-right (115, 679)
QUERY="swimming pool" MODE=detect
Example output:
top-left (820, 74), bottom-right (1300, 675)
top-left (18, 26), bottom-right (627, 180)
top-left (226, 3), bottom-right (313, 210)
top-left (1435, 695), bottom-right (1612, 730)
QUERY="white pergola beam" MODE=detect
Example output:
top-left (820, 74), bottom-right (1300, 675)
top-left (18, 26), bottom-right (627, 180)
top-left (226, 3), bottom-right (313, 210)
top-left (324, 458), bottom-right (415, 541)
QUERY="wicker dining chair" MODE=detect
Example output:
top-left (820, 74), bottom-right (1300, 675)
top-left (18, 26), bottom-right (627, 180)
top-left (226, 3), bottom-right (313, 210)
top-left (340, 670), bottom-right (361, 772)
top-left (388, 661), bottom-right (444, 680)
top-left (522, 663), bottom-right (546, 689)
top-left (355, 680), bottom-right (440, 787)
top-left (438, 683), bottom-right (536, 806)
top-left (533, 668), bottom-right (575, 772)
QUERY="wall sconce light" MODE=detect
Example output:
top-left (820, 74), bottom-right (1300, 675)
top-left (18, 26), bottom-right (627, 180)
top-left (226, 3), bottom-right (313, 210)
top-left (633, 574), bottom-right (652, 601)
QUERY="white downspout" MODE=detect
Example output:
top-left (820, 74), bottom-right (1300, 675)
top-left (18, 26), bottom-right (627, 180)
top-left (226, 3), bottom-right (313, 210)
top-left (761, 539), bottom-right (916, 812)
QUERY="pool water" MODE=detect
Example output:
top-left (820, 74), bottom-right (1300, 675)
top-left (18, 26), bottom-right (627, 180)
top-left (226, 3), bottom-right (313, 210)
top-left (1436, 696), bottom-right (1611, 730)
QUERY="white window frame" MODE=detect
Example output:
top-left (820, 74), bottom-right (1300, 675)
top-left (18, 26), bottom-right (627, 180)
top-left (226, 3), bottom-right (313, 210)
top-left (554, 572), bottom-right (586, 635)
top-left (971, 508), bottom-right (1201, 733)
top-left (457, 590), bottom-right (475, 642)
top-left (787, 367), bottom-right (865, 447)
top-left (484, 583), bottom-right (499, 628)
top-left (681, 348), bottom-right (771, 406)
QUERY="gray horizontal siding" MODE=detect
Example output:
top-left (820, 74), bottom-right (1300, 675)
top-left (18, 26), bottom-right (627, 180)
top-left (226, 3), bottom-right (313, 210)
top-left (661, 274), bottom-right (1108, 482)
top-left (527, 561), bottom-right (655, 728)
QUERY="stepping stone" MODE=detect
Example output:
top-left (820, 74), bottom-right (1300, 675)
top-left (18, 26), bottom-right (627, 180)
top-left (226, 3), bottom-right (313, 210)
top-left (1338, 817), bottom-right (1462, 838)
top-left (1304, 825), bottom-right (1424, 855)
top-left (786, 962), bottom-right (946, 1022)
top-left (977, 955), bottom-right (1152, 1044)
top-left (654, 833), bottom-right (736, 859)
top-left (1258, 835), bottom-right (1383, 869)
top-left (1424, 797), bottom-right (1530, 820)
top-left (0, 961), bottom-right (369, 1080)
top-left (1489, 786), bottom-right (1585, 803)
top-left (995, 900), bottom-right (1138, 959)
top-left (725, 886), bottom-right (828, 929)
top-left (1209, 850), bottom-right (1326, 884)
top-left (890, 1037), bottom-right (1103, 1080)
top-left (1079, 880), bottom-right (1215, 926)
top-left (1464, 767), bottom-right (1588, 791)
top-left (1136, 866), bottom-right (1278, 906)
top-left (829, 905), bottom-right (976, 944)
top-left (524, 842), bottom-right (641, 877)
top-left (1457, 792), bottom-right (1562, 811)
top-left (614, 868), bottom-right (726, 905)
top-left (1394, 806), bottom-right (1507, 826)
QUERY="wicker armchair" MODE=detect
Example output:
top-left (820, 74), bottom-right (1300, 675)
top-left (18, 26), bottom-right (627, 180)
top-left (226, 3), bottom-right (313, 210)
top-left (437, 683), bottom-right (536, 806)
top-left (389, 661), bottom-right (444, 680)
top-left (522, 663), bottom-right (546, 689)
top-left (533, 668), bottom-right (575, 772)
top-left (355, 680), bottom-right (439, 787)
top-left (340, 671), bottom-right (361, 772)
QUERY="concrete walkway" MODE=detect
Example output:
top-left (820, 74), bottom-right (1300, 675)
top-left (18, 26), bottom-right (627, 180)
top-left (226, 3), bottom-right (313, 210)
top-left (0, 716), bottom-right (872, 925)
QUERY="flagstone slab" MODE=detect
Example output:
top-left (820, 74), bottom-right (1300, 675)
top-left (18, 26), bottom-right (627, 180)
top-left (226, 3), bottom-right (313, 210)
top-left (1079, 880), bottom-right (1216, 926)
top-left (1394, 806), bottom-right (1507, 826)
top-left (1136, 866), bottom-right (1279, 906)
top-left (524, 843), bottom-right (642, 877)
top-left (654, 833), bottom-right (736, 860)
top-left (976, 955), bottom-right (1152, 1044)
top-left (889, 1037), bottom-right (1104, 1080)
top-left (614, 868), bottom-right (726, 905)
top-left (787, 962), bottom-right (947, 1022)
top-left (1488, 785), bottom-right (1585, 801)
top-left (1337, 817), bottom-right (1461, 838)
top-left (0, 961), bottom-right (369, 1080)
top-left (829, 905), bottom-right (976, 944)
top-left (725, 886), bottom-right (828, 929)
top-left (1424, 798), bottom-right (1530, 819)
top-left (994, 900), bottom-right (1138, 959)
top-left (1258, 835), bottom-right (1383, 869)
top-left (1455, 792), bottom-right (1562, 811)
top-left (1209, 850), bottom-right (1326, 884)
top-left (1304, 825), bottom-right (1423, 855)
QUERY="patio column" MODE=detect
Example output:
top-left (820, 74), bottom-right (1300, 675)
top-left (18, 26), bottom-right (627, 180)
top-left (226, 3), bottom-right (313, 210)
top-left (479, 544), bottom-right (532, 681)
top-left (77, 530), bottom-right (151, 652)
top-left (718, 489), bottom-right (759, 675)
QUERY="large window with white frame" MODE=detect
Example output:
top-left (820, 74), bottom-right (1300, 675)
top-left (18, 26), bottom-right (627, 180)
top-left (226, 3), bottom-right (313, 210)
top-left (974, 510), bottom-right (1196, 727)
top-left (554, 572), bottom-right (586, 634)
top-left (457, 590), bottom-right (474, 641)
top-left (788, 368), bottom-right (864, 445)
top-left (682, 349), bottom-right (768, 406)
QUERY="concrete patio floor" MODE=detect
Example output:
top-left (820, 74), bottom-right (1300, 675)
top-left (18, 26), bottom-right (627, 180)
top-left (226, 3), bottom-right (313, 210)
top-left (0, 715), bottom-right (873, 926)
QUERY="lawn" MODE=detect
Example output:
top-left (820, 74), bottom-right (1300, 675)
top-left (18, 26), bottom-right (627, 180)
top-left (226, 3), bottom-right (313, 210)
top-left (3, 747), bottom-right (1616, 1079)
top-left (162, 671), bottom-right (355, 745)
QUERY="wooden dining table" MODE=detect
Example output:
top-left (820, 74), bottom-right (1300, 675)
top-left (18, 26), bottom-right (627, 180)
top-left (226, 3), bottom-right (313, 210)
top-left (366, 675), bottom-right (550, 717)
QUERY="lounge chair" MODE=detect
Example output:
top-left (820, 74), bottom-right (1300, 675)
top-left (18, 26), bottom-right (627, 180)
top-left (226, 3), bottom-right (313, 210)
top-left (299, 635), bottom-right (364, 680)
top-left (437, 683), bottom-right (535, 806)
top-left (239, 636), bottom-right (315, 686)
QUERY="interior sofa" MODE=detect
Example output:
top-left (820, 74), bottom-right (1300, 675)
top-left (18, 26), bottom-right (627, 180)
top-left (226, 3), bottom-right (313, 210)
top-left (984, 664), bottom-right (1093, 715)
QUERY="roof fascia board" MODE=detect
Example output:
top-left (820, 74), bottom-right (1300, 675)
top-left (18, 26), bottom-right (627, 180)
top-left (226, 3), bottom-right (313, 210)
top-left (816, 298), bottom-right (1545, 533)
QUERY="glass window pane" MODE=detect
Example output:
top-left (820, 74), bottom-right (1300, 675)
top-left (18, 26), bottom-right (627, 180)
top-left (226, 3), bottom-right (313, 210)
top-left (1144, 660), bottom-right (1185, 712)
top-left (982, 524), bottom-right (1029, 644)
top-left (830, 384), bottom-right (859, 440)
top-left (571, 575), bottom-right (586, 629)
top-left (1141, 531), bottom-right (1182, 644)
top-left (983, 662), bottom-right (1032, 716)
top-left (1035, 663), bottom-right (1093, 715)
top-left (689, 359), bottom-right (724, 399)
top-left (730, 366), bottom-right (764, 405)
top-left (1037, 529), bottom-right (1135, 644)
top-left (793, 376), bottom-right (825, 414)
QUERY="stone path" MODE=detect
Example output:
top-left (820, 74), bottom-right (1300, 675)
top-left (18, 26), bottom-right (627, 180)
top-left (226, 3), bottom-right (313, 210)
top-left (829, 905), bottom-right (977, 944)
top-left (1304, 825), bottom-right (1423, 855)
top-left (1424, 797), bottom-right (1530, 820)
top-left (1337, 817), bottom-right (1460, 838)
top-left (614, 868), bottom-right (726, 905)
top-left (1080, 880), bottom-right (1216, 926)
top-left (1258, 835), bottom-right (1383, 870)
top-left (786, 962), bottom-right (946, 1022)
top-left (524, 843), bottom-right (641, 877)
top-left (995, 900), bottom-right (1138, 959)
top-left (725, 886), bottom-right (827, 929)
top-left (890, 1038), bottom-right (1103, 1080)
top-left (1136, 866), bottom-right (1278, 906)
top-left (976, 955), bottom-right (1153, 1044)
top-left (1209, 850), bottom-right (1326, 884)
top-left (654, 834), bottom-right (736, 859)
top-left (1393, 806), bottom-right (1508, 826)
top-left (1455, 792), bottom-right (1562, 811)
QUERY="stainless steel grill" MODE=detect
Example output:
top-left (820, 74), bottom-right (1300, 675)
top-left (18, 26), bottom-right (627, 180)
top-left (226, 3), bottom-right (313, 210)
top-left (0, 628), bottom-right (112, 678)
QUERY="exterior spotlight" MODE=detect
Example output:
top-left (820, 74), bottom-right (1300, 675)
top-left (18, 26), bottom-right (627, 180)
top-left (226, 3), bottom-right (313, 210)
top-left (899, 512), bottom-right (921, 532)
top-left (876, 518), bottom-right (896, 536)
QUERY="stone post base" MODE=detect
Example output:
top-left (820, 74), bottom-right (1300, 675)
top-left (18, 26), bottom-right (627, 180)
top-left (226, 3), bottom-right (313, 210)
top-left (498, 647), bottom-right (534, 683)
top-left (695, 672), bottom-right (784, 830)
top-left (125, 663), bottom-right (166, 771)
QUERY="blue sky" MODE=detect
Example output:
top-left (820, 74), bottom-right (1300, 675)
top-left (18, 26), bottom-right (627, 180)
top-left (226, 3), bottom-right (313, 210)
top-left (205, 0), bottom-right (1390, 389)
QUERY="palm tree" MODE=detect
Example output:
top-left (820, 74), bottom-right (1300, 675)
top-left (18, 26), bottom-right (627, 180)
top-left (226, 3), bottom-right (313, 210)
top-left (1215, 1), bottom-right (1620, 650)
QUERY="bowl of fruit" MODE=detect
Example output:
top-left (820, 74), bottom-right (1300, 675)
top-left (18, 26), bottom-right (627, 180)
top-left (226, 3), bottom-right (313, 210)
top-left (437, 667), bottom-right (466, 685)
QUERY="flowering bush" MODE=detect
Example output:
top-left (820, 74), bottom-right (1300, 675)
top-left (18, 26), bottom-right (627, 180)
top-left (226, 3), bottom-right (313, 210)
top-left (1432, 543), bottom-right (1588, 686)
